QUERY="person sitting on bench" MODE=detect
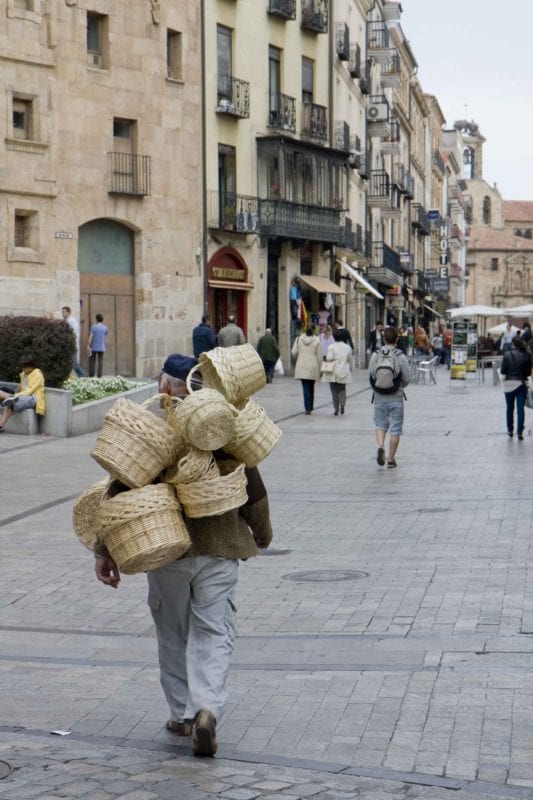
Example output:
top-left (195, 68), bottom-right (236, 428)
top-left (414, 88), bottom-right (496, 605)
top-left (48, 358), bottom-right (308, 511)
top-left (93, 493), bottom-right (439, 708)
top-left (0, 355), bottom-right (45, 433)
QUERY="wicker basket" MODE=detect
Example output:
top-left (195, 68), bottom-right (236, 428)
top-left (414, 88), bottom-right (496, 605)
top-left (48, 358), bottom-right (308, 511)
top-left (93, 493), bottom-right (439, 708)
top-left (91, 397), bottom-right (181, 488)
top-left (167, 388), bottom-right (236, 451)
top-left (72, 478), bottom-right (109, 550)
top-left (164, 446), bottom-right (220, 485)
top-left (198, 344), bottom-right (266, 406)
top-left (175, 460), bottom-right (247, 518)
top-left (97, 483), bottom-right (191, 574)
top-left (224, 400), bottom-right (282, 467)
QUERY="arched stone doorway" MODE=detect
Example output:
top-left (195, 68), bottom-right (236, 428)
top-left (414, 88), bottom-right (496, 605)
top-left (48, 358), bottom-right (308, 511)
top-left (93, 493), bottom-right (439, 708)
top-left (78, 219), bottom-right (135, 376)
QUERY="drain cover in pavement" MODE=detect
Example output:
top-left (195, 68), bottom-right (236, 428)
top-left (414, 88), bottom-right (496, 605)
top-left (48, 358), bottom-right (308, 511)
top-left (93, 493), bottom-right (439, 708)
top-left (0, 761), bottom-right (12, 780)
top-left (283, 570), bottom-right (369, 583)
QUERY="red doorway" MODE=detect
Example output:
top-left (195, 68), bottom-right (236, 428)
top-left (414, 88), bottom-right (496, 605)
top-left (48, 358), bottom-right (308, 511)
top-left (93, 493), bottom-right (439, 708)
top-left (207, 248), bottom-right (253, 338)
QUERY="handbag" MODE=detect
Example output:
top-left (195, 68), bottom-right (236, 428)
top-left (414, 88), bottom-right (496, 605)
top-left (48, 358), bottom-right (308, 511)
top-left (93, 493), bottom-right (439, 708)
top-left (320, 360), bottom-right (335, 375)
top-left (526, 383), bottom-right (533, 409)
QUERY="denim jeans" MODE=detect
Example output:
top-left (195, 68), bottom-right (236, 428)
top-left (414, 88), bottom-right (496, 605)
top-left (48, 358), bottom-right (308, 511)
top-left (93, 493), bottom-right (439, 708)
top-left (300, 379), bottom-right (315, 413)
top-left (505, 384), bottom-right (527, 435)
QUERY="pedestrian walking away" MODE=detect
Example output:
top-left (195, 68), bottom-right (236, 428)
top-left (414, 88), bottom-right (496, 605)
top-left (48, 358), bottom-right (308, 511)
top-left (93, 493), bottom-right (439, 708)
top-left (367, 320), bottom-right (384, 355)
top-left (500, 335), bottom-right (531, 440)
top-left (87, 314), bottom-right (108, 378)
top-left (256, 328), bottom-right (280, 383)
top-left (334, 319), bottom-right (354, 351)
top-left (192, 314), bottom-right (216, 358)
top-left (291, 325), bottom-right (322, 414)
top-left (217, 315), bottom-right (245, 348)
top-left (0, 355), bottom-right (46, 433)
top-left (369, 326), bottom-right (410, 468)
top-left (319, 324), bottom-right (335, 358)
top-left (414, 324), bottom-right (432, 356)
top-left (94, 354), bottom-right (274, 757)
top-left (61, 305), bottom-right (84, 377)
top-left (321, 329), bottom-right (353, 415)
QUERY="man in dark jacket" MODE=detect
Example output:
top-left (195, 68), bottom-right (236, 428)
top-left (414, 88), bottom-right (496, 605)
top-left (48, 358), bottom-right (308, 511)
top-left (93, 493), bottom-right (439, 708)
top-left (334, 319), bottom-right (354, 351)
top-left (256, 328), bottom-right (280, 383)
top-left (500, 336), bottom-right (532, 440)
top-left (367, 321), bottom-right (385, 354)
top-left (192, 314), bottom-right (216, 358)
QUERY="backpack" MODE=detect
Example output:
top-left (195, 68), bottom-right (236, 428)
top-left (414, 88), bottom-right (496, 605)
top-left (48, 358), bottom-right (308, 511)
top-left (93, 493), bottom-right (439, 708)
top-left (370, 348), bottom-right (403, 394)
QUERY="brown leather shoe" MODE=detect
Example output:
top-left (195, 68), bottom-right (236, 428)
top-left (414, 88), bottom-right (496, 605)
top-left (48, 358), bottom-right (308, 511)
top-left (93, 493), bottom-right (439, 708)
top-left (166, 719), bottom-right (193, 736)
top-left (192, 710), bottom-right (217, 756)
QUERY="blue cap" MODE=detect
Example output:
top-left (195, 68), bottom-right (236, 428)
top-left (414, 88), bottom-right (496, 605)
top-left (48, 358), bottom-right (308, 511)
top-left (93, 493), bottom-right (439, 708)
top-left (162, 354), bottom-right (198, 381)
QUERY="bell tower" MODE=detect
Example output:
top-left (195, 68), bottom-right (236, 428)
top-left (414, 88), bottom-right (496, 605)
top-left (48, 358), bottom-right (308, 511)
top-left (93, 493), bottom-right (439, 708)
top-left (453, 120), bottom-right (486, 180)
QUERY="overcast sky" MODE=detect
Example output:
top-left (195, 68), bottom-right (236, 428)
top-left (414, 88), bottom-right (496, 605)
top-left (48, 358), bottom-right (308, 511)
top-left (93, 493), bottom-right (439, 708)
top-left (400, 1), bottom-right (533, 201)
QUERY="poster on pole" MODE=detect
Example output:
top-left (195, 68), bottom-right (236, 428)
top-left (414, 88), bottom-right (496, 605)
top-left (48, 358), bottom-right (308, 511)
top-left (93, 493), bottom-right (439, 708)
top-left (450, 321), bottom-right (468, 380)
top-left (466, 322), bottom-right (478, 373)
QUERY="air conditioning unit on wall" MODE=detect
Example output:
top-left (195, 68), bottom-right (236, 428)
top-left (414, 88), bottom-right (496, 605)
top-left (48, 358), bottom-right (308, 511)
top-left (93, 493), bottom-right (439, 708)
top-left (368, 101), bottom-right (388, 122)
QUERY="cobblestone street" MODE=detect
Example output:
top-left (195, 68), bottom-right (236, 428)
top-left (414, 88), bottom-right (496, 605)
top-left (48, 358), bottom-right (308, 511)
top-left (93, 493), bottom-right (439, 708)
top-left (0, 368), bottom-right (532, 800)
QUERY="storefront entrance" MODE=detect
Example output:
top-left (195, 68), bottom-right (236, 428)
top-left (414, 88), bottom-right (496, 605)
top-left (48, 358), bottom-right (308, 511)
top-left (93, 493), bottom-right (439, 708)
top-left (207, 248), bottom-right (252, 337)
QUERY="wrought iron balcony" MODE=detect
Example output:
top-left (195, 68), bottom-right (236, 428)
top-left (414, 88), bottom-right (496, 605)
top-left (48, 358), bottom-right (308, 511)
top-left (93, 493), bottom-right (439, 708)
top-left (367, 169), bottom-right (390, 206)
top-left (108, 153), bottom-right (151, 196)
top-left (368, 241), bottom-right (403, 286)
top-left (392, 163), bottom-right (414, 198)
top-left (335, 120), bottom-right (350, 152)
top-left (301, 0), bottom-right (328, 33)
top-left (259, 199), bottom-right (341, 243)
top-left (433, 149), bottom-right (446, 174)
top-left (354, 223), bottom-right (364, 254)
top-left (381, 51), bottom-right (401, 88)
top-left (351, 144), bottom-right (370, 178)
top-left (216, 74), bottom-right (250, 118)
top-left (267, 0), bottom-right (296, 19)
top-left (381, 117), bottom-right (400, 153)
top-left (413, 270), bottom-right (426, 293)
top-left (338, 215), bottom-right (353, 249)
top-left (449, 184), bottom-right (465, 206)
top-left (207, 191), bottom-right (259, 234)
top-left (449, 224), bottom-right (463, 243)
top-left (302, 102), bottom-right (327, 139)
top-left (411, 203), bottom-right (430, 236)
top-left (367, 21), bottom-right (391, 63)
top-left (268, 93), bottom-right (296, 132)
top-left (348, 43), bottom-right (361, 77)
top-left (336, 22), bottom-right (350, 60)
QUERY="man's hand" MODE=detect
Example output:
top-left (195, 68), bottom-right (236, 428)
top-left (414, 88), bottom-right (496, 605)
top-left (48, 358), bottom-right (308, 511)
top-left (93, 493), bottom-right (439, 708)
top-left (95, 555), bottom-right (121, 588)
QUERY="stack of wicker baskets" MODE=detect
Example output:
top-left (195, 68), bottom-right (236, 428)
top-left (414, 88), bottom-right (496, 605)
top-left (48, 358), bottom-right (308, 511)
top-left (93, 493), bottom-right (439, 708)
top-left (72, 344), bottom-right (282, 574)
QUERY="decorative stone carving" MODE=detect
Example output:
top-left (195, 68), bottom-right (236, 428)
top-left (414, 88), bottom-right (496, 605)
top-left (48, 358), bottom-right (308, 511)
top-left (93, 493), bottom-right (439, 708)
top-left (65, 0), bottom-right (77, 6)
top-left (150, 0), bottom-right (160, 24)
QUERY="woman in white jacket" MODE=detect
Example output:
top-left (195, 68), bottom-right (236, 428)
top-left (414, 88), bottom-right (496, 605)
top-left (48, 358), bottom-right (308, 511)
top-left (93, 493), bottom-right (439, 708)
top-left (291, 325), bottom-right (322, 414)
top-left (322, 330), bottom-right (353, 415)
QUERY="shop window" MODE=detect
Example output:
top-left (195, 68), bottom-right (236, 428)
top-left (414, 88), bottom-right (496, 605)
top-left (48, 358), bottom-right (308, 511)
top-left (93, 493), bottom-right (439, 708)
top-left (167, 29), bottom-right (182, 81)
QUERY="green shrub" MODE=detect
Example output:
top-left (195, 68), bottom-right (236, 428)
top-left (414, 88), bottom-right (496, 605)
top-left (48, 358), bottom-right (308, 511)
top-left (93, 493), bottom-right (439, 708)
top-left (63, 376), bottom-right (149, 405)
top-left (0, 315), bottom-right (75, 388)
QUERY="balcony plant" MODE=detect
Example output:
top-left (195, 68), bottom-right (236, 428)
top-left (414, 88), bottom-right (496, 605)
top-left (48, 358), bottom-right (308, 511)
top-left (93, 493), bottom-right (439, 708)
top-left (270, 184), bottom-right (280, 199)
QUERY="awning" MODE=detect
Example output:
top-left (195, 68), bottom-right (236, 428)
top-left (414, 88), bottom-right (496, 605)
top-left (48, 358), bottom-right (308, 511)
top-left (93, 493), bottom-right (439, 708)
top-left (424, 304), bottom-right (444, 318)
top-left (299, 274), bottom-right (346, 295)
top-left (338, 261), bottom-right (384, 300)
top-left (208, 280), bottom-right (254, 291)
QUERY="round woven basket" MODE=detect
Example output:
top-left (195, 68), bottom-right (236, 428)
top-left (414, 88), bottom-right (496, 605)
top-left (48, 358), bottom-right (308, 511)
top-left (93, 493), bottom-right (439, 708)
top-left (97, 483), bottom-right (191, 574)
top-left (164, 446), bottom-right (220, 485)
top-left (224, 400), bottom-right (282, 467)
top-left (198, 344), bottom-right (266, 406)
top-left (175, 461), bottom-right (247, 518)
top-left (91, 397), bottom-right (181, 488)
top-left (167, 388), bottom-right (236, 451)
top-left (72, 478), bottom-right (109, 550)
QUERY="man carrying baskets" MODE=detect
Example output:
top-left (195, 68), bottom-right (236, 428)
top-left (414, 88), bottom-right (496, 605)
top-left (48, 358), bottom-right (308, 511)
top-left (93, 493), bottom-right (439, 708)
top-left (94, 352), bottom-right (274, 758)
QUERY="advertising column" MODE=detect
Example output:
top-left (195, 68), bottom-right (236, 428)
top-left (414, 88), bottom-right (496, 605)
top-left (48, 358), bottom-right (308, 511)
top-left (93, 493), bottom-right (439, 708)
top-left (466, 322), bottom-right (478, 373)
top-left (450, 320), bottom-right (468, 381)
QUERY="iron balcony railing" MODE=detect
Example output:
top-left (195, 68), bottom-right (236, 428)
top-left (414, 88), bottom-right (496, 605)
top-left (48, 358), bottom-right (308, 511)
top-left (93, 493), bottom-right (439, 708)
top-left (268, 93), bottom-right (296, 132)
top-left (338, 215), bottom-right (353, 248)
top-left (365, 230), bottom-right (372, 260)
top-left (207, 191), bottom-right (259, 234)
top-left (354, 223), bottom-right (364, 254)
top-left (383, 117), bottom-right (400, 146)
top-left (302, 102), bottom-right (327, 139)
top-left (372, 241), bottom-right (403, 278)
top-left (259, 199), bottom-right (341, 243)
top-left (368, 169), bottom-right (390, 201)
top-left (414, 270), bottom-right (426, 292)
top-left (381, 52), bottom-right (401, 83)
top-left (216, 74), bottom-right (250, 118)
top-left (433, 149), bottom-right (446, 174)
top-left (108, 153), bottom-right (151, 196)
top-left (267, 0), bottom-right (296, 19)
top-left (348, 43), bottom-right (361, 77)
top-left (336, 22), bottom-right (350, 60)
top-left (411, 203), bottom-right (431, 236)
top-left (301, 0), bottom-right (328, 33)
top-left (367, 21), bottom-right (389, 49)
top-left (335, 120), bottom-right (350, 152)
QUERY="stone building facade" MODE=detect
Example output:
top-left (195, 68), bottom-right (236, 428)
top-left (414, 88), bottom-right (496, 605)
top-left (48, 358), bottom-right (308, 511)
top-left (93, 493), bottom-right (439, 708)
top-left (1, 0), bottom-right (203, 377)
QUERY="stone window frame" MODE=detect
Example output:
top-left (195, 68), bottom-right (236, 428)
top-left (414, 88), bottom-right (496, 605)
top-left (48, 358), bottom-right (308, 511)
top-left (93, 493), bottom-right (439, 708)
top-left (7, 0), bottom-right (42, 23)
top-left (166, 28), bottom-right (183, 83)
top-left (5, 90), bottom-right (48, 153)
top-left (86, 10), bottom-right (110, 70)
top-left (7, 203), bottom-right (45, 264)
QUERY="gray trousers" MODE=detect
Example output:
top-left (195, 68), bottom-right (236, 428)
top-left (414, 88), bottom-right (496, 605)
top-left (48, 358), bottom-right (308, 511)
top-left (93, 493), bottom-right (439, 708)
top-left (147, 555), bottom-right (238, 722)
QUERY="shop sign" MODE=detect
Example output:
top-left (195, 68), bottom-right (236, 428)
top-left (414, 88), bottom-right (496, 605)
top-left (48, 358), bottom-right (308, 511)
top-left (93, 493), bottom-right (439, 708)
top-left (211, 266), bottom-right (245, 281)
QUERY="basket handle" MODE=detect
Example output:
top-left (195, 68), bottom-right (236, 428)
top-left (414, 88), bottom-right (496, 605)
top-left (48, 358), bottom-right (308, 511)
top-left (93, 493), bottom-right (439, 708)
top-left (185, 365), bottom-right (203, 395)
top-left (141, 393), bottom-right (176, 411)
